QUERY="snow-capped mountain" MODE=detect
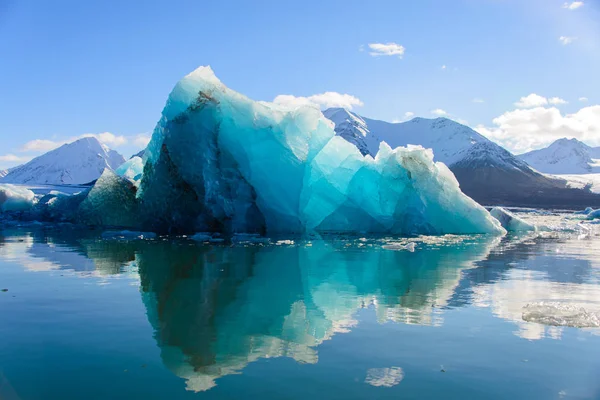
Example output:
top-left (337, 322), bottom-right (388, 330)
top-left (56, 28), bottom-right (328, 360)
top-left (0, 169), bottom-right (7, 179)
top-left (1, 137), bottom-right (125, 185)
top-left (324, 108), bottom-right (600, 208)
top-left (324, 108), bottom-right (505, 166)
top-left (518, 138), bottom-right (600, 174)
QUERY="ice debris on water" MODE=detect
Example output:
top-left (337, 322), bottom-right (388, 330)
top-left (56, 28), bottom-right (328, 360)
top-left (522, 302), bottom-right (600, 328)
top-left (574, 207), bottom-right (594, 215)
top-left (1, 66), bottom-right (506, 236)
top-left (490, 207), bottom-right (536, 232)
top-left (101, 230), bottom-right (157, 240)
top-left (0, 184), bottom-right (36, 212)
top-left (382, 242), bottom-right (416, 252)
top-left (587, 209), bottom-right (600, 220)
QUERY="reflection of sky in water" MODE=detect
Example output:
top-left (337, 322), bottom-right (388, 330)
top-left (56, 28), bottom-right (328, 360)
top-left (1, 213), bottom-right (600, 398)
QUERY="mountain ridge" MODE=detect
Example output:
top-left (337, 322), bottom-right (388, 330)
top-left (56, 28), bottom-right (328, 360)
top-left (0, 137), bottom-right (125, 185)
top-left (518, 138), bottom-right (600, 174)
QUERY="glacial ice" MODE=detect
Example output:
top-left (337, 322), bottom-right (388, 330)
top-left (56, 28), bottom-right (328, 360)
top-left (137, 66), bottom-right (505, 235)
top-left (490, 207), bottom-right (536, 232)
top-left (522, 302), bottom-right (600, 328)
top-left (574, 207), bottom-right (594, 215)
top-left (0, 184), bottom-right (37, 212)
top-left (115, 156), bottom-right (144, 182)
top-left (1, 66), bottom-right (506, 236)
top-left (587, 209), bottom-right (600, 220)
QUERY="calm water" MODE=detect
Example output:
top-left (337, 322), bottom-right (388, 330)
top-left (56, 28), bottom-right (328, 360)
top-left (1, 215), bottom-right (600, 399)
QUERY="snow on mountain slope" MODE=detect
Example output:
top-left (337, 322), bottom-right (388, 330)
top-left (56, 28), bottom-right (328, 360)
top-left (324, 107), bottom-right (518, 167)
top-left (551, 174), bottom-right (600, 194)
top-left (0, 137), bottom-right (125, 185)
top-left (323, 108), bottom-right (600, 208)
top-left (0, 170), bottom-right (7, 179)
top-left (518, 138), bottom-right (600, 174)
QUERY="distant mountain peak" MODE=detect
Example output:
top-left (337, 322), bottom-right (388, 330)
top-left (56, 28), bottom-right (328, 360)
top-left (0, 137), bottom-right (126, 185)
top-left (519, 137), bottom-right (600, 174)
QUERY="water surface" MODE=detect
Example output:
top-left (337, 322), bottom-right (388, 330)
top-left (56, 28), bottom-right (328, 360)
top-left (1, 215), bottom-right (600, 399)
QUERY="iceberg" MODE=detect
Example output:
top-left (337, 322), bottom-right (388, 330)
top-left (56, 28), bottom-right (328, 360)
top-left (136, 66), bottom-right (504, 235)
top-left (0, 184), bottom-right (37, 212)
top-left (587, 209), bottom-right (600, 220)
top-left (115, 156), bottom-right (144, 182)
top-left (489, 207), bottom-right (536, 232)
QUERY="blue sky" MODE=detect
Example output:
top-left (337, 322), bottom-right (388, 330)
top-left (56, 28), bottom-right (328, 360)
top-left (1, 0), bottom-right (599, 169)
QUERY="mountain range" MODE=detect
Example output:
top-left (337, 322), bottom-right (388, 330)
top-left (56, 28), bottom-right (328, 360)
top-left (324, 108), bottom-right (600, 209)
top-left (518, 138), bottom-right (600, 174)
top-left (2, 113), bottom-right (599, 209)
top-left (0, 137), bottom-right (125, 185)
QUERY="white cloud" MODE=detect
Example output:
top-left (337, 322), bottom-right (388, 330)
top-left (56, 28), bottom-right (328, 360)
top-left (273, 92), bottom-right (363, 110)
top-left (559, 36), bottom-right (576, 45)
top-left (133, 134), bottom-right (151, 148)
top-left (367, 42), bottom-right (405, 58)
top-left (441, 65), bottom-right (447, 70)
top-left (404, 111), bottom-right (415, 119)
top-left (579, 97), bottom-right (589, 102)
top-left (0, 154), bottom-right (31, 163)
top-left (431, 109), bottom-right (448, 116)
top-left (549, 97), bottom-right (568, 105)
top-left (515, 93), bottom-right (549, 108)
top-left (475, 105), bottom-right (600, 154)
top-left (563, 1), bottom-right (584, 10)
top-left (82, 132), bottom-right (128, 147)
top-left (473, 98), bottom-right (485, 103)
top-left (20, 139), bottom-right (64, 152)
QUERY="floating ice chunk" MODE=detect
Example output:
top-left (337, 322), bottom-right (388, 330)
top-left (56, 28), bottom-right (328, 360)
top-left (115, 156), bottom-right (144, 182)
top-left (231, 233), bottom-right (271, 244)
top-left (139, 66), bottom-right (505, 236)
top-left (0, 184), bottom-right (36, 212)
top-left (78, 169), bottom-right (139, 228)
top-left (522, 302), bottom-right (600, 328)
top-left (382, 242), bottom-right (416, 252)
top-left (490, 207), bottom-right (536, 232)
top-left (574, 207), bottom-right (594, 215)
top-left (190, 232), bottom-right (212, 242)
top-left (101, 230), bottom-right (157, 240)
top-left (586, 209), bottom-right (600, 220)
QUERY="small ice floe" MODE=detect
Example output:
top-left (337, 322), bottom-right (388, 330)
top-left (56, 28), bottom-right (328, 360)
top-left (231, 233), bottom-right (271, 244)
top-left (364, 367), bottom-right (404, 387)
top-left (574, 207), bottom-right (594, 215)
top-left (190, 232), bottom-right (213, 242)
top-left (382, 242), bottom-right (416, 252)
top-left (275, 239), bottom-right (294, 245)
top-left (490, 207), bottom-right (536, 232)
top-left (587, 209), bottom-right (600, 220)
top-left (522, 302), bottom-right (600, 328)
top-left (101, 230), bottom-right (157, 240)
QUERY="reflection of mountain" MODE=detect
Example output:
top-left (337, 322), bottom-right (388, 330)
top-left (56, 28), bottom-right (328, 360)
top-left (136, 237), bottom-right (499, 392)
top-left (0, 228), bottom-right (137, 276)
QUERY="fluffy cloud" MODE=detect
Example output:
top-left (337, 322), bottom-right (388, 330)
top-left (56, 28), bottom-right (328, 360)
top-left (549, 97), bottom-right (568, 105)
top-left (475, 105), bottom-right (600, 154)
top-left (404, 111), bottom-right (415, 119)
top-left (559, 36), bottom-right (576, 45)
top-left (273, 92), bottom-right (363, 110)
top-left (431, 109), bottom-right (448, 116)
top-left (563, 1), bottom-right (584, 10)
top-left (84, 132), bottom-right (128, 147)
top-left (580, 97), bottom-right (589, 102)
top-left (0, 154), bottom-right (31, 163)
top-left (515, 93), bottom-right (548, 108)
top-left (133, 134), bottom-right (151, 148)
top-left (367, 43), bottom-right (405, 58)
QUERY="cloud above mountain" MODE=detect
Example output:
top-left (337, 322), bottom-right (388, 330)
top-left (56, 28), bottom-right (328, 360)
top-left (273, 92), bottom-right (363, 110)
top-left (476, 105), bottom-right (600, 154)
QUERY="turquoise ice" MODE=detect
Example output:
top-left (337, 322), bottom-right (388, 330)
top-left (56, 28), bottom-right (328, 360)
top-left (139, 66), bottom-right (504, 235)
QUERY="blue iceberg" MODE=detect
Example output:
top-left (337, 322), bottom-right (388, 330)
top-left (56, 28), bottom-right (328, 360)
top-left (137, 66), bottom-right (504, 235)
